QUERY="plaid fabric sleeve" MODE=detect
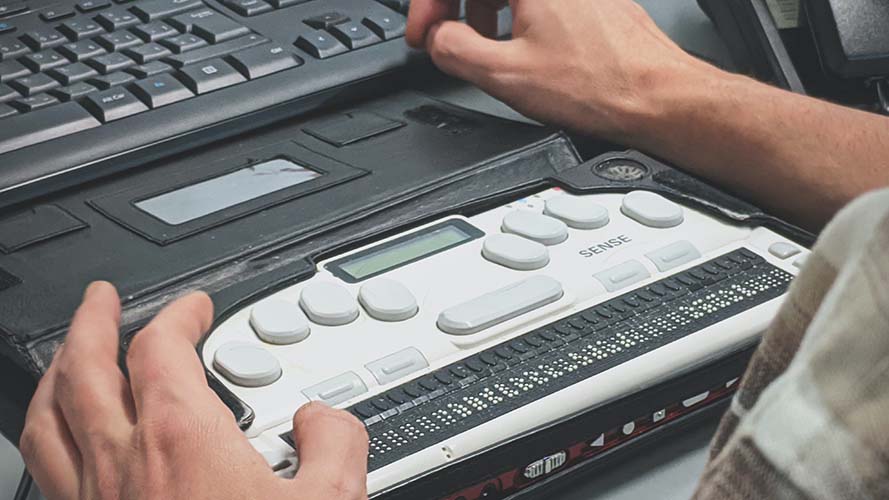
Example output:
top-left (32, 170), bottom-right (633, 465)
top-left (693, 188), bottom-right (889, 500)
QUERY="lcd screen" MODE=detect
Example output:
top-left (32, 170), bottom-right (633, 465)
top-left (135, 159), bottom-right (321, 225)
top-left (333, 222), bottom-right (482, 282)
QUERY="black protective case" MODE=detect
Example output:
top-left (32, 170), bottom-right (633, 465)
top-left (0, 89), bottom-right (814, 499)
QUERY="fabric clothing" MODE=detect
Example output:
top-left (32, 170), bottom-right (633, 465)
top-left (693, 189), bottom-right (889, 499)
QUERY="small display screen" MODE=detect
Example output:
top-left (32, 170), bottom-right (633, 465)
top-left (330, 221), bottom-right (484, 282)
top-left (135, 158), bottom-right (321, 225)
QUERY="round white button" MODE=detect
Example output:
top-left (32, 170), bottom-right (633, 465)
top-left (299, 281), bottom-right (359, 326)
top-left (250, 298), bottom-right (311, 345)
top-left (358, 279), bottom-right (418, 322)
top-left (482, 233), bottom-right (550, 270)
top-left (213, 342), bottom-right (282, 387)
top-left (543, 195), bottom-right (610, 229)
top-left (621, 191), bottom-right (684, 228)
top-left (501, 210), bottom-right (568, 246)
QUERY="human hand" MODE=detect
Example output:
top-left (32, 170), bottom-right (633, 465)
top-left (21, 282), bottom-right (369, 500)
top-left (406, 0), bottom-right (717, 141)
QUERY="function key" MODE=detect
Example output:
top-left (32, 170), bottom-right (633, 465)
top-left (131, 0), bottom-right (203, 21)
top-left (362, 12), bottom-right (405, 40)
top-left (76, 0), bottom-right (112, 12)
top-left (48, 62), bottom-right (101, 86)
top-left (501, 210), bottom-right (569, 246)
top-left (621, 191), bottom-right (684, 229)
top-left (482, 233), bottom-right (549, 271)
top-left (295, 31), bottom-right (347, 59)
top-left (39, 8), bottom-right (76, 22)
top-left (94, 8), bottom-right (140, 30)
top-left (212, 342), bottom-right (282, 387)
top-left (303, 11), bottom-right (349, 30)
top-left (248, 297), bottom-right (310, 345)
top-left (58, 19), bottom-right (105, 40)
top-left (0, 2), bottom-right (27, 17)
top-left (328, 21), bottom-right (379, 50)
top-left (21, 28), bottom-right (67, 50)
top-left (298, 281), bottom-right (359, 326)
top-left (544, 195), bottom-right (610, 230)
top-left (358, 279), bottom-right (417, 322)
top-left (0, 39), bottom-right (29, 60)
top-left (223, 0), bottom-right (272, 17)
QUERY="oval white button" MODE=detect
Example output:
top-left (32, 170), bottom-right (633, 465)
top-left (543, 195), bottom-right (610, 229)
top-left (250, 298), bottom-right (311, 345)
top-left (482, 233), bottom-right (549, 270)
top-left (299, 282), bottom-right (359, 326)
top-left (213, 342), bottom-right (282, 387)
top-left (621, 191), bottom-right (684, 228)
top-left (501, 210), bottom-right (568, 246)
top-left (358, 279), bottom-right (418, 322)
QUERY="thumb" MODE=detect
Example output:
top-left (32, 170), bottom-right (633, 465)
top-left (426, 20), bottom-right (518, 86)
top-left (290, 402), bottom-right (369, 498)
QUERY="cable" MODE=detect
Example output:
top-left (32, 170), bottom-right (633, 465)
top-left (13, 468), bottom-right (33, 500)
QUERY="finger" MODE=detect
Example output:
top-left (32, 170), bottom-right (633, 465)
top-left (54, 282), bottom-right (135, 453)
top-left (426, 20), bottom-right (518, 85)
top-left (20, 346), bottom-right (82, 500)
top-left (126, 292), bottom-right (216, 416)
top-left (465, 0), bottom-right (507, 39)
top-left (406, 0), bottom-right (460, 48)
top-left (289, 402), bottom-right (369, 498)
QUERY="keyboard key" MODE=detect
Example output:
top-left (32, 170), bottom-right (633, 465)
top-left (20, 50), bottom-right (68, 72)
top-left (96, 30), bottom-right (140, 51)
top-left (95, 8), bottom-right (140, 30)
top-left (87, 51), bottom-right (134, 73)
top-left (0, 39), bottom-right (29, 60)
top-left (124, 42), bottom-right (171, 63)
top-left (131, 73), bottom-right (192, 107)
top-left (133, 21), bottom-right (179, 42)
top-left (11, 73), bottom-right (60, 96)
top-left (39, 8), bottom-right (76, 22)
top-left (223, 0), bottom-right (272, 17)
top-left (21, 28), bottom-right (67, 50)
top-left (378, 0), bottom-right (410, 14)
top-left (362, 12), bottom-right (406, 40)
top-left (126, 60), bottom-right (173, 78)
top-left (0, 59), bottom-right (29, 82)
top-left (58, 19), bottom-right (105, 40)
top-left (228, 44), bottom-right (300, 79)
top-left (304, 12), bottom-right (350, 30)
top-left (131, 0), bottom-right (203, 21)
top-left (58, 40), bottom-right (107, 61)
top-left (88, 70), bottom-right (134, 89)
top-left (160, 33), bottom-right (206, 53)
top-left (76, 0), bottom-right (111, 12)
top-left (295, 30), bottom-right (347, 59)
top-left (0, 103), bottom-right (17, 118)
top-left (0, 98), bottom-right (95, 151)
top-left (0, 2), bottom-right (27, 17)
top-left (83, 86), bottom-right (147, 121)
top-left (12, 93), bottom-right (60, 112)
top-left (267, 0), bottom-right (305, 7)
top-left (163, 32), bottom-right (265, 67)
top-left (50, 81), bottom-right (98, 100)
top-left (329, 21), bottom-right (379, 49)
top-left (0, 21), bottom-right (15, 35)
top-left (189, 12), bottom-right (249, 43)
top-left (0, 83), bottom-right (17, 101)
top-left (47, 62), bottom-right (98, 85)
top-left (177, 58), bottom-right (245, 93)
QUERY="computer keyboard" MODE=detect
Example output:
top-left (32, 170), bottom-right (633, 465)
top-left (0, 0), bottom-right (421, 206)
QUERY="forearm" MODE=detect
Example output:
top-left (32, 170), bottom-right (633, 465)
top-left (627, 61), bottom-right (889, 230)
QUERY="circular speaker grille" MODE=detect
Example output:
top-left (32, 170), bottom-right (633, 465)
top-left (593, 158), bottom-right (650, 182)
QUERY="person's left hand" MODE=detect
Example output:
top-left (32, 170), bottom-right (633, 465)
top-left (20, 281), bottom-right (370, 500)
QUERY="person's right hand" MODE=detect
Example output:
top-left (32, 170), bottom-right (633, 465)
top-left (406, 0), bottom-right (720, 142)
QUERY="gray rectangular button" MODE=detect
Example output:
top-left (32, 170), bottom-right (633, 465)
top-left (594, 260), bottom-right (650, 292)
top-left (645, 240), bottom-right (701, 272)
top-left (365, 347), bottom-right (428, 385)
top-left (302, 372), bottom-right (367, 406)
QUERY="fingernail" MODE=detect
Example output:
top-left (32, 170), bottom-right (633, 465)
top-left (84, 280), bottom-right (107, 299)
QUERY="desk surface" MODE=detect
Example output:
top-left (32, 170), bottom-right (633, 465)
top-left (0, 1), bottom-right (732, 497)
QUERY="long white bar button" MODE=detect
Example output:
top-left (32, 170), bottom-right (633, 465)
top-left (213, 342), bottom-right (282, 387)
top-left (769, 242), bottom-right (801, 259)
top-left (594, 260), bottom-right (650, 292)
top-left (359, 279), bottom-right (418, 322)
top-left (502, 210), bottom-right (568, 246)
top-left (482, 233), bottom-right (549, 271)
top-left (621, 191), bottom-right (684, 228)
top-left (299, 281), bottom-right (359, 326)
top-left (366, 347), bottom-right (429, 385)
top-left (438, 275), bottom-right (564, 336)
top-left (250, 298), bottom-right (311, 345)
top-left (646, 240), bottom-right (701, 272)
top-left (544, 195), bottom-right (610, 229)
top-left (303, 372), bottom-right (367, 406)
